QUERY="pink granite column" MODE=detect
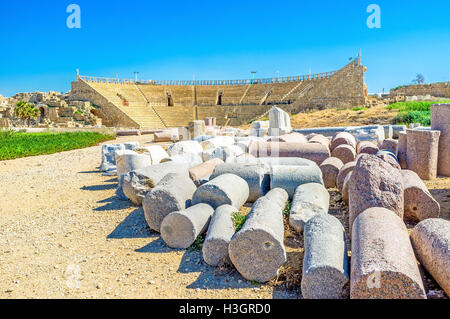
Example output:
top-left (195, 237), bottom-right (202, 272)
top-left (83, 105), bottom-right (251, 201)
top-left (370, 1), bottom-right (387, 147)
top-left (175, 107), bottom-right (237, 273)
top-left (406, 129), bottom-right (440, 180)
top-left (431, 104), bottom-right (450, 176)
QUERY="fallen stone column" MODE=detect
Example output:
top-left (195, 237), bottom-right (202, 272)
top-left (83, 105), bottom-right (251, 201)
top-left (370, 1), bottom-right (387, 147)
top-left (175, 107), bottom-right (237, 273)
top-left (160, 153), bottom-right (203, 168)
top-left (270, 165), bottom-right (324, 199)
top-left (376, 150), bottom-right (401, 170)
top-left (302, 214), bottom-right (349, 299)
top-left (320, 157), bottom-right (344, 189)
top-left (134, 145), bottom-right (169, 165)
top-left (167, 140), bottom-right (203, 156)
top-left (200, 136), bottom-right (235, 150)
top-left (154, 130), bottom-right (176, 142)
top-left (115, 150), bottom-right (152, 200)
top-left (123, 142), bottom-right (140, 150)
top-left (267, 132), bottom-right (307, 144)
top-left (160, 203), bottom-right (214, 249)
top-left (192, 173), bottom-right (249, 209)
top-left (256, 157), bottom-right (316, 167)
top-left (289, 183), bottom-right (330, 233)
top-left (100, 143), bottom-right (125, 173)
top-left (202, 205), bottom-right (238, 266)
top-left (226, 153), bottom-right (258, 164)
top-left (406, 129), bottom-right (441, 180)
top-left (193, 135), bottom-right (215, 143)
top-left (341, 171), bottom-right (352, 205)
top-left (228, 188), bottom-right (288, 282)
top-left (143, 173), bottom-right (197, 232)
top-left (348, 154), bottom-right (404, 235)
top-left (210, 145), bottom-right (244, 162)
top-left (357, 141), bottom-right (379, 155)
top-left (210, 163), bottom-right (270, 202)
top-left (336, 161), bottom-right (357, 192)
top-left (330, 132), bottom-right (357, 151)
top-left (351, 207), bottom-right (426, 299)
top-left (308, 134), bottom-right (330, 148)
top-left (248, 141), bottom-right (330, 166)
top-left (398, 131), bottom-right (408, 169)
top-left (116, 130), bottom-right (140, 136)
top-left (401, 170), bottom-right (440, 221)
top-left (331, 144), bottom-right (356, 164)
top-left (410, 218), bottom-right (450, 296)
top-left (431, 104), bottom-right (450, 176)
top-left (189, 158), bottom-right (224, 182)
top-left (380, 139), bottom-right (399, 156)
top-left (122, 162), bottom-right (189, 206)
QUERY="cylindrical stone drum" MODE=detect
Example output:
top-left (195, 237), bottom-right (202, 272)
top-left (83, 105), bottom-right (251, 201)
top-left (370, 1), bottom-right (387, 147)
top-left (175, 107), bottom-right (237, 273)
top-left (406, 129), bottom-right (441, 180)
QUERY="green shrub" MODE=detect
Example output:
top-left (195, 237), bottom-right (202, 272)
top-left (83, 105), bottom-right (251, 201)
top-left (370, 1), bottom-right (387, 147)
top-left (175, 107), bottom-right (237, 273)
top-left (188, 235), bottom-right (204, 251)
top-left (351, 107), bottom-right (367, 111)
top-left (283, 201), bottom-right (291, 217)
top-left (232, 211), bottom-right (246, 232)
top-left (393, 111), bottom-right (431, 126)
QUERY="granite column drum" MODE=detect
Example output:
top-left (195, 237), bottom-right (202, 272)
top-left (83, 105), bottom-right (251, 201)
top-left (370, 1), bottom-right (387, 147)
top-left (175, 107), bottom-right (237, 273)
top-left (115, 150), bottom-right (152, 200)
top-left (410, 218), bottom-right (450, 296)
top-left (270, 165), bottom-right (324, 199)
top-left (308, 134), bottom-right (331, 148)
top-left (331, 144), bottom-right (356, 164)
top-left (406, 129), bottom-right (441, 180)
top-left (301, 214), bottom-right (349, 299)
top-left (143, 173), bottom-right (197, 232)
top-left (319, 157), bottom-right (344, 189)
top-left (160, 203), bottom-right (215, 249)
top-left (202, 205), bottom-right (238, 266)
top-left (397, 132), bottom-right (407, 169)
top-left (330, 132), bottom-right (357, 151)
top-left (431, 104), bottom-right (450, 176)
top-left (189, 158), bottom-right (224, 182)
top-left (336, 161), bottom-right (357, 192)
top-left (351, 208), bottom-right (426, 299)
top-left (192, 173), bottom-right (249, 209)
top-left (228, 188), bottom-right (288, 282)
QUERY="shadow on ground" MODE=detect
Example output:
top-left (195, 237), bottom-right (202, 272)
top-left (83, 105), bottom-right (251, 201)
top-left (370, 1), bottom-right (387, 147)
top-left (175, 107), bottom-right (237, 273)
top-left (108, 207), bottom-right (157, 239)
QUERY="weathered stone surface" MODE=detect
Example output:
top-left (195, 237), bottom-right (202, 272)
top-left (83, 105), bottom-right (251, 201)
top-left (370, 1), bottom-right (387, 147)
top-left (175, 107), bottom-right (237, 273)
top-left (115, 150), bottom-right (152, 200)
top-left (100, 143), bottom-right (125, 172)
top-left (123, 142), bottom-right (140, 150)
top-left (302, 214), bottom-right (349, 299)
top-left (256, 157), bottom-right (316, 167)
top-left (410, 218), bottom-right (450, 296)
top-left (167, 140), bottom-right (203, 156)
top-left (383, 125), bottom-right (393, 139)
top-left (154, 130), bottom-right (176, 142)
top-left (160, 153), bottom-right (203, 168)
top-left (228, 188), bottom-right (288, 282)
top-left (308, 134), bottom-right (331, 148)
top-left (351, 208), bottom-right (427, 299)
top-left (376, 150), bottom-right (401, 170)
top-left (226, 153), bottom-right (258, 164)
top-left (331, 144), bottom-right (356, 164)
top-left (210, 145), bottom-right (244, 162)
top-left (204, 117), bottom-right (216, 127)
top-left (270, 165), bottom-right (323, 199)
top-left (357, 141), bottom-right (379, 155)
top-left (295, 125), bottom-right (385, 144)
top-left (336, 161), bottom-right (356, 192)
top-left (249, 141), bottom-right (330, 165)
top-left (268, 107), bottom-right (291, 136)
top-left (202, 205), bottom-right (237, 266)
top-left (398, 131), bottom-right (408, 169)
top-left (331, 132), bottom-right (357, 151)
top-left (189, 120), bottom-right (206, 138)
top-left (380, 139), bottom-right (399, 156)
top-left (192, 173), bottom-right (249, 209)
top-left (392, 125), bottom-right (407, 139)
top-left (210, 163), bottom-right (270, 202)
top-left (406, 129), bottom-right (441, 180)
top-left (134, 145), bottom-right (168, 165)
top-left (160, 203), bottom-right (214, 249)
top-left (189, 158), bottom-right (224, 181)
top-left (342, 171), bottom-right (352, 205)
top-left (320, 157), bottom-right (344, 189)
top-left (401, 170), bottom-right (440, 221)
top-left (431, 104), bottom-right (450, 176)
top-left (289, 183), bottom-right (330, 233)
top-left (267, 132), bottom-right (307, 144)
top-left (348, 154), bottom-right (404, 234)
top-left (200, 136), bottom-right (235, 150)
top-left (143, 173), bottom-right (197, 232)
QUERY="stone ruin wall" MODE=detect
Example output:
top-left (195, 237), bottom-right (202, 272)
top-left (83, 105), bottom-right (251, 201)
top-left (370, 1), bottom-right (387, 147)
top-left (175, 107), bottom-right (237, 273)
top-left (390, 82), bottom-right (450, 98)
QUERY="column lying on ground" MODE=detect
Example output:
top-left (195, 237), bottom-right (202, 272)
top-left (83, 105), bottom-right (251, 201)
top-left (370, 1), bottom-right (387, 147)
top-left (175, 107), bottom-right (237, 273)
top-left (330, 132), bottom-right (357, 151)
top-left (302, 214), bottom-right (349, 299)
top-left (351, 207), bottom-right (426, 299)
top-left (167, 140), bottom-right (203, 156)
top-left (210, 163), bottom-right (270, 202)
top-left (249, 141), bottom-right (330, 165)
top-left (122, 162), bottom-right (189, 206)
top-left (357, 141), bottom-right (379, 155)
top-left (348, 154), bottom-right (404, 234)
top-left (143, 173), bottom-right (197, 232)
top-left (200, 136), bottom-right (235, 150)
top-left (202, 205), bottom-right (238, 266)
top-left (256, 157), bottom-right (316, 167)
top-left (406, 129), bottom-right (441, 180)
top-left (154, 130), bottom-right (176, 142)
top-left (320, 157), bottom-right (344, 189)
top-left (308, 134), bottom-right (330, 148)
top-left (289, 183), bottom-right (330, 233)
top-left (210, 145), bottom-right (244, 162)
top-left (267, 132), bottom-right (307, 143)
top-left (160, 153), bottom-right (203, 168)
top-left (401, 170), bottom-right (440, 221)
top-left (342, 171), bottom-right (352, 205)
top-left (115, 150), bottom-right (152, 200)
top-left (192, 173), bottom-right (249, 209)
top-left (376, 150), bottom-right (401, 170)
top-left (189, 158), bottom-right (224, 182)
top-left (134, 145), bottom-right (169, 165)
top-left (431, 104), bottom-right (450, 176)
top-left (336, 161), bottom-right (356, 192)
top-left (331, 144), bottom-right (356, 164)
top-left (398, 131), bottom-right (408, 169)
top-left (410, 218), bottom-right (450, 296)
top-left (380, 139), bottom-right (399, 156)
top-left (270, 164), bottom-right (323, 199)
top-left (101, 144), bottom-right (125, 174)
top-left (160, 203), bottom-right (214, 249)
top-left (228, 188), bottom-right (288, 282)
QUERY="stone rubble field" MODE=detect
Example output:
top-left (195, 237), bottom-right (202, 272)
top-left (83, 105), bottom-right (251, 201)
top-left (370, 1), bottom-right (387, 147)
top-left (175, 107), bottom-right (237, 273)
top-left (0, 105), bottom-right (449, 299)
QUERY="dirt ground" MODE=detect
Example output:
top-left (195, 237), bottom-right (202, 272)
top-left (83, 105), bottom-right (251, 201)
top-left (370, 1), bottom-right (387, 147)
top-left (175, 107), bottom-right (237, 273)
top-left (0, 134), bottom-right (448, 299)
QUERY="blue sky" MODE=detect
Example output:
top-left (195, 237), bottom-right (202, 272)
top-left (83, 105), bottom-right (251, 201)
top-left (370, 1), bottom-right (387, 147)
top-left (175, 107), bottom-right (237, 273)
top-left (0, 0), bottom-right (449, 96)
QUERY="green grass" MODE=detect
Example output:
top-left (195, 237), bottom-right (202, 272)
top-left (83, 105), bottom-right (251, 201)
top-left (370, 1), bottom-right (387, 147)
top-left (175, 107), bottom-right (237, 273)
top-left (283, 201), bottom-right (291, 218)
top-left (0, 130), bottom-right (115, 160)
top-left (188, 235), bottom-right (205, 251)
top-left (231, 211), bottom-right (246, 232)
top-left (386, 100), bottom-right (450, 126)
top-left (351, 107), bottom-right (367, 111)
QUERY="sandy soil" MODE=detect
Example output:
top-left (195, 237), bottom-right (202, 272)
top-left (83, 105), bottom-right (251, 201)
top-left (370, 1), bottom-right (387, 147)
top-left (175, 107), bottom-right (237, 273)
top-left (0, 134), bottom-right (448, 299)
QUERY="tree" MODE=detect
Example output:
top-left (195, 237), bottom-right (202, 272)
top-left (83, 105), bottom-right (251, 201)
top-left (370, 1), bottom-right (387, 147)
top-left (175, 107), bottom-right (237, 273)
top-left (412, 74), bottom-right (425, 84)
top-left (14, 101), bottom-right (39, 126)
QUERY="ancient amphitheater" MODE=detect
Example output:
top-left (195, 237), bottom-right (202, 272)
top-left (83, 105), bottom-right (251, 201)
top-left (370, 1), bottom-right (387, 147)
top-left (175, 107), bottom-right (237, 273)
top-left (68, 58), bottom-right (366, 129)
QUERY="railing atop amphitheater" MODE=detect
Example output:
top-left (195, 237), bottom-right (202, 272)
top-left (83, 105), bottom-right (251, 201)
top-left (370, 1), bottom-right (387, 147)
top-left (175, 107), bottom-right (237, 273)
top-left (78, 71), bottom-right (336, 86)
